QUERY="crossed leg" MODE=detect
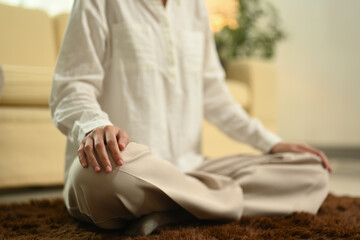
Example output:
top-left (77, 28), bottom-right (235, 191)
top-left (63, 142), bottom-right (329, 235)
top-left (195, 151), bottom-right (329, 216)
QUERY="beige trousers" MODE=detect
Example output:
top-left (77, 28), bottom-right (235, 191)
top-left (63, 142), bottom-right (329, 229)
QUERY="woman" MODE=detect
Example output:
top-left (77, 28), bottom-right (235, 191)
top-left (50, 0), bottom-right (331, 236)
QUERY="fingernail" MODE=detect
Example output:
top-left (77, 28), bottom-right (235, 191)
top-left (95, 166), bottom-right (101, 172)
top-left (119, 142), bottom-right (126, 150)
top-left (106, 166), bottom-right (112, 172)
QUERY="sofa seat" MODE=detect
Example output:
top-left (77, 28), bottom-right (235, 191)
top-left (0, 64), bottom-right (65, 188)
top-left (0, 107), bottom-right (66, 188)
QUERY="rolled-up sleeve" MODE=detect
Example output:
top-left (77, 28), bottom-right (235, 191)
top-left (201, 9), bottom-right (281, 153)
top-left (49, 0), bottom-right (112, 146)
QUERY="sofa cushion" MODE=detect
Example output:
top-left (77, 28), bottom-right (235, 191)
top-left (0, 65), bottom-right (53, 106)
top-left (0, 3), bottom-right (57, 67)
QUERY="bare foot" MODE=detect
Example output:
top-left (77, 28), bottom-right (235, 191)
top-left (124, 209), bottom-right (195, 236)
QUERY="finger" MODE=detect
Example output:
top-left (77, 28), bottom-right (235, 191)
top-left (84, 137), bottom-right (101, 172)
top-left (105, 129), bottom-right (124, 166)
top-left (318, 151), bottom-right (333, 173)
top-left (297, 144), bottom-right (323, 158)
top-left (77, 141), bottom-right (88, 168)
top-left (117, 130), bottom-right (129, 151)
top-left (93, 130), bottom-right (112, 173)
top-left (298, 145), bottom-right (332, 172)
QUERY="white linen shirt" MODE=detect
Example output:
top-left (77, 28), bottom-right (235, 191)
top-left (50, 0), bottom-right (281, 181)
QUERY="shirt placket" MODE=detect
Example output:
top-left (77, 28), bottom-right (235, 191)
top-left (151, 0), bottom-right (177, 84)
top-left (150, 0), bottom-right (181, 159)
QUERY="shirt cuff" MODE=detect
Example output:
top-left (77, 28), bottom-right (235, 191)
top-left (72, 118), bottom-right (113, 146)
top-left (254, 130), bottom-right (282, 153)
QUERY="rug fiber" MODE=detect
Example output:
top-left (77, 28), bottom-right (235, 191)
top-left (0, 194), bottom-right (359, 239)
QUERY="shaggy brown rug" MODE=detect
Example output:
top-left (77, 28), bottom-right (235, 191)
top-left (0, 194), bottom-right (359, 240)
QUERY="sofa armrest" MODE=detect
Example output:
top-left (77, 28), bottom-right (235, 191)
top-left (225, 59), bottom-right (278, 132)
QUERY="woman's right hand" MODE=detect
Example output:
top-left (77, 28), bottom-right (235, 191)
top-left (77, 125), bottom-right (129, 173)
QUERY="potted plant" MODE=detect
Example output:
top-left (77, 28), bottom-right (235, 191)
top-left (214, 0), bottom-right (286, 66)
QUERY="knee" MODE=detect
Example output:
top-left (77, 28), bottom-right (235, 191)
top-left (313, 163), bottom-right (330, 192)
top-left (297, 152), bottom-right (330, 190)
top-left (67, 162), bottom-right (143, 224)
top-left (306, 153), bottom-right (330, 188)
top-left (70, 161), bottom-right (136, 200)
top-left (294, 164), bottom-right (329, 214)
top-left (71, 141), bottom-right (151, 195)
top-left (66, 142), bottom-right (176, 224)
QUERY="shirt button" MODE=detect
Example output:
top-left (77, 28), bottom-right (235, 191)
top-left (168, 57), bottom-right (175, 66)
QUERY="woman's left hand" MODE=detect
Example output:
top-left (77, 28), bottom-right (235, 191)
top-left (270, 142), bottom-right (333, 173)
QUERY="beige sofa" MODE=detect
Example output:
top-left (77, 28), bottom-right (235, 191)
top-left (0, 4), bottom-right (68, 188)
top-left (0, 3), bottom-right (278, 188)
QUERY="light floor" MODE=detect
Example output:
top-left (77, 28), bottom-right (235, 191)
top-left (0, 158), bottom-right (359, 204)
top-left (328, 158), bottom-right (360, 196)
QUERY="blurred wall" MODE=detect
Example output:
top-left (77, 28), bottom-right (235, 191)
top-left (271, 0), bottom-right (360, 147)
